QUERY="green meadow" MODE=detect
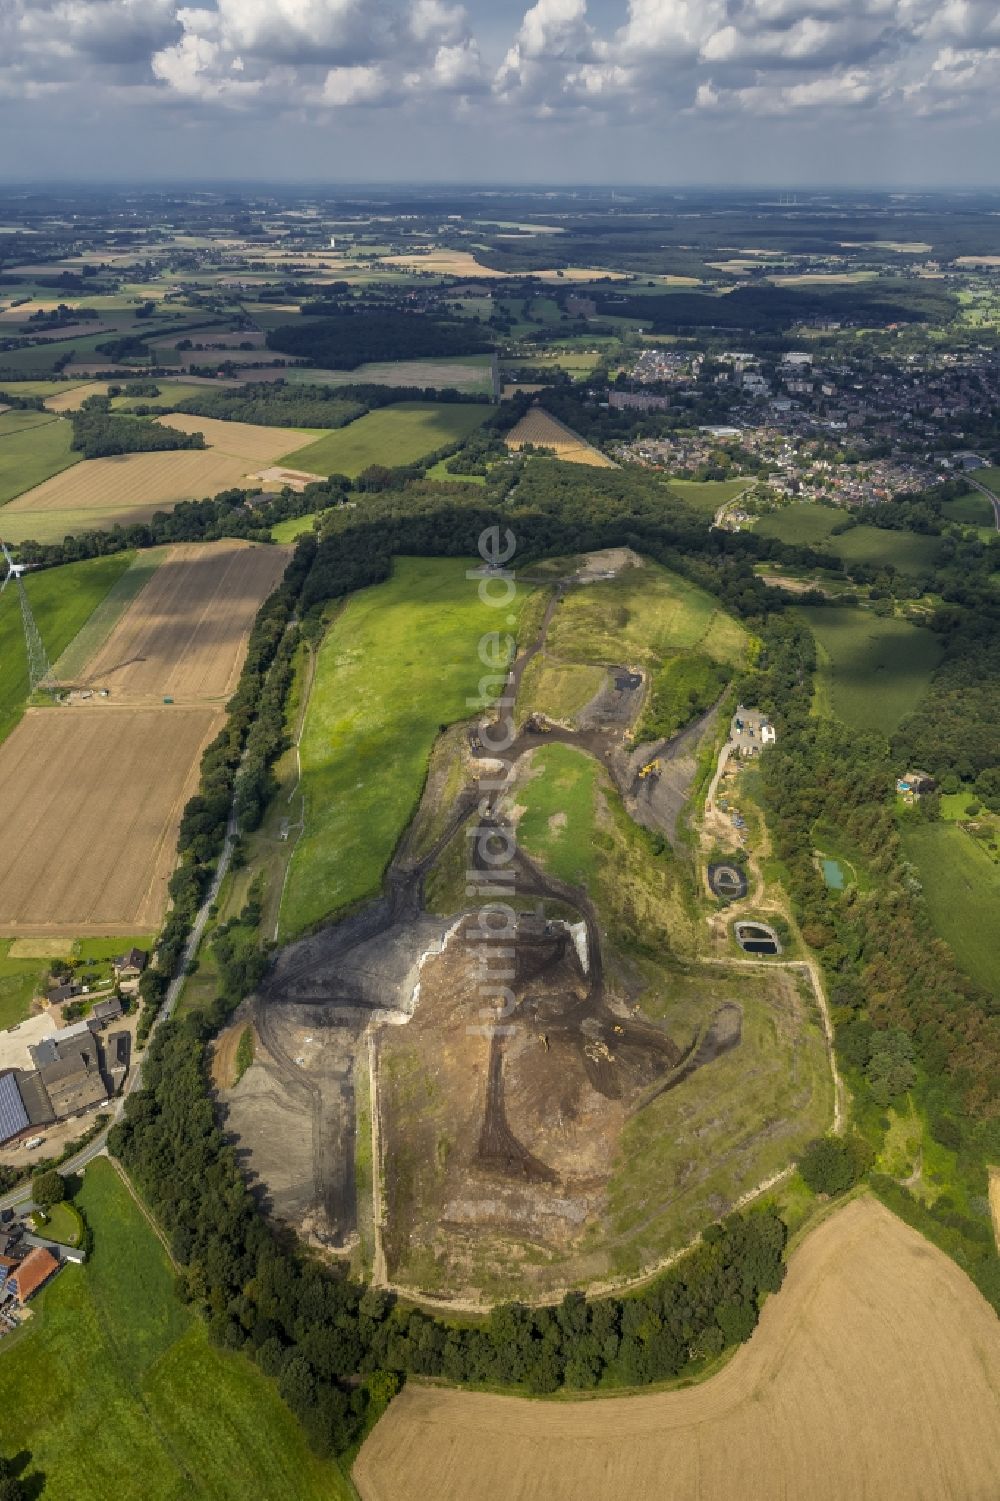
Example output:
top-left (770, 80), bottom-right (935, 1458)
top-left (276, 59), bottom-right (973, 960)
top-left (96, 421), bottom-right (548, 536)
top-left (280, 556), bottom-right (537, 937)
top-left (803, 604), bottom-right (942, 735)
top-left (281, 402), bottom-right (489, 478)
top-left (0, 1159), bottom-right (353, 1501)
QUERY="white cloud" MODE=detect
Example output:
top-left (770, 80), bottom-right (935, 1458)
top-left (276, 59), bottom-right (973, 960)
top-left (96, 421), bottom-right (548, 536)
top-left (1, 0), bottom-right (999, 141)
top-left (321, 62), bottom-right (387, 104)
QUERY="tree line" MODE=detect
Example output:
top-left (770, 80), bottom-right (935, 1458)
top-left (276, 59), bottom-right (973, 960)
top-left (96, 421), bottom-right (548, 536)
top-left (110, 1018), bottom-right (787, 1455)
top-left (265, 311), bottom-right (493, 369)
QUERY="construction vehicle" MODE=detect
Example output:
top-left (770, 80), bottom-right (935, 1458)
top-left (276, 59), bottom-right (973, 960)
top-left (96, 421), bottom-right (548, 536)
top-left (638, 758), bottom-right (661, 781)
top-left (613, 1024), bottom-right (625, 1036)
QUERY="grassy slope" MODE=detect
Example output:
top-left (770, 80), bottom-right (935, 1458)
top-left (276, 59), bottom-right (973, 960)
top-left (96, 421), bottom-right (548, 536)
top-left (901, 823), bottom-right (1000, 993)
top-left (544, 560), bottom-right (747, 671)
top-left (281, 402), bottom-right (489, 478)
top-left (756, 505), bottom-right (941, 575)
top-left (0, 1159), bottom-right (353, 1501)
top-left (0, 410), bottom-right (80, 505)
top-left (0, 551), bottom-right (135, 745)
top-left (666, 478), bottom-right (753, 515)
top-left (802, 605), bottom-right (943, 736)
top-left (515, 744), bottom-right (601, 888)
top-left (271, 511), bottom-right (324, 543)
top-left (755, 505), bottom-right (842, 547)
top-left (940, 491), bottom-right (994, 527)
top-left (280, 556), bottom-right (536, 938)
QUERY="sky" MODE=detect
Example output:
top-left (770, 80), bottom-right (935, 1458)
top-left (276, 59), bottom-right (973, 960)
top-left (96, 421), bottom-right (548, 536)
top-left (2, 0), bottom-right (999, 187)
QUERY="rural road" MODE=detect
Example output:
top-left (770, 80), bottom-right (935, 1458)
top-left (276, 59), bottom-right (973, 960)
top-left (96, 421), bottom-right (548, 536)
top-left (0, 804), bottom-right (241, 1214)
top-left (966, 473), bottom-right (1000, 531)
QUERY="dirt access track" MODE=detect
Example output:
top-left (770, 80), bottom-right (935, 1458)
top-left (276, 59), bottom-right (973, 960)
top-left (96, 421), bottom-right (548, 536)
top-left (75, 539), bottom-right (290, 703)
top-left (354, 1197), bottom-right (1000, 1501)
top-left (0, 704), bottom-right (220, 934)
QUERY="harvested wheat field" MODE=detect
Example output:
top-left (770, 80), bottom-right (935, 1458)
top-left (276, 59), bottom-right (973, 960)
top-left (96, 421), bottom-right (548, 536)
top-left (1, 449), bottom-right (263, 542)
top-left (354, 1198), bottom-right (1000, 1501)
top-left (0, 705), bottom-right (220, 934)
top-left (43, 382), bottom-right (112, 413)
top-left (154, 412), bottom-right (308, 463)
top-left (505, 406), bottom-right (615, 468)
top-left (76, 540), bottom-right (289, 703)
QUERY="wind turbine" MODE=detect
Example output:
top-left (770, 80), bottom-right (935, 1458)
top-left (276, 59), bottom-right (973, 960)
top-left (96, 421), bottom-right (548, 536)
top-left (1, 540), bottom-right (51, 691)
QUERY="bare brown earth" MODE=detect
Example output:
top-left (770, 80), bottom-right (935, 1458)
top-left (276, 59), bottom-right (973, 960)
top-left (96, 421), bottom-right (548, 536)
top-left (0, 705), bottom-right (220, 934)
top-left (211, 1021), bottom-right (248, 1091)
top-left (354, 1197), bottom-right (1000, 1501)
top-left (76, 539), bottom-right (289, 703)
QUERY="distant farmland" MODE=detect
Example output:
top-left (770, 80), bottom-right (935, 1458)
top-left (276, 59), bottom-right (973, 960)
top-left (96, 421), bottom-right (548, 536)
top-left (354, 1198), bottom-right (1000, 1501)
top-left (282, 401), bottom-right (489, 478)
top-left (0, 409), bottom-right (79, 505)
top-left (803, 604), bottom-right (942, 734)
top-left (1, 448), bottom-right (265, 542)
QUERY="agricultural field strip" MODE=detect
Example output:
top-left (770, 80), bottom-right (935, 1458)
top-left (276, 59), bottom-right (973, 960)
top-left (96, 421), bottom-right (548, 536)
top-left (0, 705), bottom-right (221, 934)
top-left (1, 449), bottom-right (266, 542)
top-left (153, 412), bottom-right (315, 464)
top-left (505, 407), bottom-right (616, 468)
top-left (354, 1198), bottom-right (1000, 1501)
top-left (75, 539), bottom-right (290, 702)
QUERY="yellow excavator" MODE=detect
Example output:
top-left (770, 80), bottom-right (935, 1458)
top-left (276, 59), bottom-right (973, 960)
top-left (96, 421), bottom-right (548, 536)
top-left (638, 759), bottom-right (661, 781)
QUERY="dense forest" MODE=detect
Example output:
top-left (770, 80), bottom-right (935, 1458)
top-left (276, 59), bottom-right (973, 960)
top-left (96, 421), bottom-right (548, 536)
top-left (594, 282), bottom-right (957, 333)
top-left (265, 311), bottom-right (494, 368)
top-left (170, 385), bottom-right (366, 429)
top-left (69, 406), bottom-right (206, 460)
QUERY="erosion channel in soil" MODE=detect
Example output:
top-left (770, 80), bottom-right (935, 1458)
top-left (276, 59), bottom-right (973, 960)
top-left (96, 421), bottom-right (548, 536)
top-left (222, 555), bottom-right (766, 1301)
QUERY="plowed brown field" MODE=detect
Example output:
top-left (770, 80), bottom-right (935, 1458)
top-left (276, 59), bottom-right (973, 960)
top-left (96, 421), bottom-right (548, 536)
top-left (354, 1198), bottom-right (1000, 1501)
top-left (0, 705), bottom-right (220, 934)
top-left (77, 539), bottom-right (289, 703)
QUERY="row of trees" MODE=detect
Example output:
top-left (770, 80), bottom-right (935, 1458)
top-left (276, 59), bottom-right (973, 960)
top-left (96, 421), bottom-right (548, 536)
top-left (265, 311), bottom-right (493, 369)
top-left (111, 1019), bottom-right (787, 1455)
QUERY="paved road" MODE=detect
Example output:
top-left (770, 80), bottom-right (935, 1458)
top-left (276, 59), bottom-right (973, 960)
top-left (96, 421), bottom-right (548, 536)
top-left (966, 474), bottom-right (1000, 532)
top-left (0, 804), bottom-right (240, 1214)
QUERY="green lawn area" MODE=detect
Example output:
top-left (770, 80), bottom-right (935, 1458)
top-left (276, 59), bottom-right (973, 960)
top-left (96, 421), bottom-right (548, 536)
top-left (271, 511), bottom-right (324, 544)
top-left (828, 525), bottom-right (941, 575)
top-left (756, 505), bottom-right (941, 575)
top-left (31, 1200), bottom-right (84, 1247)
top-left (0, 409), bottom-right (79, 505)
top-left (802, 604), bottom-right (943, 735)
top-left (0, 940), bottom-right (45, 1030)
top-left (940, 490), bottom-right (995, 527)
top-left (972, 465), bottom-right (1000, 499)
top-left (279, 556), bottom-right (537, 938)
top-left (0, 551), bottom-right (135, 745)
top-left (665, 478), bottom-right (754, 515)
top-left (754, 504), bottom-right (842, 547)
top-left (544, 559), bottom-right (748, 671)
top-left (515, 744), bottom-right (601, 888)
top-left (516, 658), bottom-right (605, 724)
top-left (280, 402), bottom-right (489, 478)
top-left (0, 1159), bottom-right (353, 1501)
top-left (902, 823), bottom-right (1000, 993)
